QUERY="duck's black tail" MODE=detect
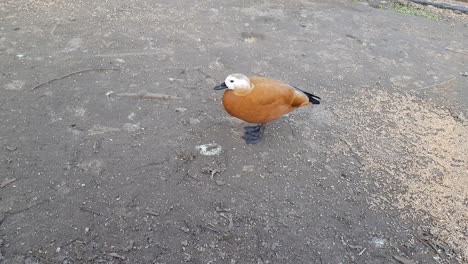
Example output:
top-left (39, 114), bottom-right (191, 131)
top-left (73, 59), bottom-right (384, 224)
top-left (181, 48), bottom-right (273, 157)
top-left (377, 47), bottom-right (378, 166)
top-left (294, 86), bottom-right (321, 105)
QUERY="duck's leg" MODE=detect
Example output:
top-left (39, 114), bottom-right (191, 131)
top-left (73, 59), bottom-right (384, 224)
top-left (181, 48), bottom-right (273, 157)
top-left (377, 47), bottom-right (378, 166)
top-left (242, 124), bottom-right (265, 144)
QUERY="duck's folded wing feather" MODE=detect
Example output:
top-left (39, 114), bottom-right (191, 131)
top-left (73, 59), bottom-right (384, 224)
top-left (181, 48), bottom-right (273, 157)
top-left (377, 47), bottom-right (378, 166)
top-left (249, 77), bottom-right (308, 107)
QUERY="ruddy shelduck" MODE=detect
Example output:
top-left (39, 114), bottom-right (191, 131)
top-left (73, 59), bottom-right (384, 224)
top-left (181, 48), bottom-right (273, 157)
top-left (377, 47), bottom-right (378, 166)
top-left (214, 73), bottom-right (321, 144)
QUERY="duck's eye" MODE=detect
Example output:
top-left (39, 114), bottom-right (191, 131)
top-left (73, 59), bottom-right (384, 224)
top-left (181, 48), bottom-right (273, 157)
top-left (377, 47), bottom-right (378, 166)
top-left (230, 80), bottom-right (234, 83)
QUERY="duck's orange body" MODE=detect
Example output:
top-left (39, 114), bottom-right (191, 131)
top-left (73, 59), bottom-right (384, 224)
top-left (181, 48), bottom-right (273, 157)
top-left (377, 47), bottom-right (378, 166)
top-left (222, 77), bottom-right (313, 124)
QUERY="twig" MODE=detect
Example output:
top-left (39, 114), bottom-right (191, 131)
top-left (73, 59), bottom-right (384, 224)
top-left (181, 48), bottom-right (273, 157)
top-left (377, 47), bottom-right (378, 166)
top-left (357, 247), bottom-right (366, 256)
top-left (393, 255), bottom-right (417, 264)
top-left (6, 199), bottom-right (49, 215)
top-left (50, 22), bottom-right (59, 36)
top-left (95, 52), bottom-right (168, 57)
top-left (79, 206), bottom-right (101, 216)
top-left (104, 252), bottom-right (126, 260)
top-left (445, 48), bottom-right (468, 56)
top-left (210, 169), bottom-right (218, 181)
top-left (292, 39), bottom-right (314, 43)
top-left (411, 77), bottom-right (455, 91)
top-left (201, 225), bottom-right (220, 234)
top-left (143, 66), bottom-right (200, 72)
top-left (277, 219), bottom-right (289, 227)
top-left (339, 138), bottom-right (363, 166)
top-left (415, 234), bottom-right (441, 255)
top-left (115, 92), bottom-right (180, 100)
top-left (286, 119), bottom-right (296, 137)
top-left (83, 234), bottom-right (99, 245)
top-left (138, 160), bottom-right (166, 168)
top-left (1, 178), bottom-right (17, 188)
top-left (62, 237), bottom-right (80, 248)
top-left (228, 214), bottom-right (234, 230)
top-left (31, 253), bottom-right (55, 264)
top-left (145, 208), bottom-right (160, 216)
top-left (31, 68), bottom-right (119, 90)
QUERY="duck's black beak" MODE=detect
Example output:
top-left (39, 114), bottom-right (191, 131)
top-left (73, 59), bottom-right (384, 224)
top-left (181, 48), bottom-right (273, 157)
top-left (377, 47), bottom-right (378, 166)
top-left (213, 83), bottom-right (228, 90)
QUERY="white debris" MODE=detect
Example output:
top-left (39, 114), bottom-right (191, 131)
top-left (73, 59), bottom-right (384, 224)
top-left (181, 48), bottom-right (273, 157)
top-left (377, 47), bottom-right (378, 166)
top-left (370, 238), bottom-right (387, 248)
top-left (195, 143), bottom-right (222, 156)
top-left (88, 125), bottom-right (120, 135)
top-left (4, 80), bottom-right (25, 90)
top-left (123, 123), bottom-right (141, 132)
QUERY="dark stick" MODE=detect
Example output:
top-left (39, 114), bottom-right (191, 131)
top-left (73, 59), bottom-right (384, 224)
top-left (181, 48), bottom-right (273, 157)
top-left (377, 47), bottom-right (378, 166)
top-left (31, 68), bottom-right (119, 90)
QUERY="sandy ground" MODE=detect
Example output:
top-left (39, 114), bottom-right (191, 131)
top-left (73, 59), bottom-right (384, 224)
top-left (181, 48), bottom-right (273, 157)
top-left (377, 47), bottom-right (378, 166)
top-left (1, 0), bottom-right (467, 263)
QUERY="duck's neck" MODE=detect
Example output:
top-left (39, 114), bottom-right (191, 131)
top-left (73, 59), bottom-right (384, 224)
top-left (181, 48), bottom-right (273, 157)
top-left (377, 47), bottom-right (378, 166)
top-left (232, 84), bottom-right (254, 96)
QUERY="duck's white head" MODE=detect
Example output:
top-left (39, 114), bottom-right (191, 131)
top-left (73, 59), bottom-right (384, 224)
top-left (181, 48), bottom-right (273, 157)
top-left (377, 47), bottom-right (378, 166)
top-left (214, 73), bottom-right (252, 90)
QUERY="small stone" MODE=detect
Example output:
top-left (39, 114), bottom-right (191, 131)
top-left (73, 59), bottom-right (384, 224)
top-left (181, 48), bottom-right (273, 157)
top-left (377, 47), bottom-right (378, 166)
top-left (456, 112), bottom-right (466, 122)
top-left (271, 242), bottom-right (280, 250)
top-left (181, 240), bottom-right (188, 246)
top-left (215, 180), bottom-right (225, 186)
top-left (24, 257), bottom-right (38, 264)
top-left (84, 227), bottom-right (90, 233)
top-left (5, 145), bottom-right (17, 151)
top-left (176, 108), bottom-right (187, 113)
top-left (56, 247), bottom-right (61, 253)
top-left (242, 165), bottom-right (255, 172)
top-left (123, 239), bottom-right (135, 252)
top-left (461, 72), bottom-right (468, 77)
top-left (189, 118), bottom-right (200, 125)
top-left (180, 226), bottom-right (190, 233)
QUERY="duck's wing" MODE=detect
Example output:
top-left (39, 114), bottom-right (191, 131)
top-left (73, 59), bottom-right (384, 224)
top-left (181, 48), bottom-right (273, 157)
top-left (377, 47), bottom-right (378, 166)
top-left (249, 77), bottom-right (311, 107)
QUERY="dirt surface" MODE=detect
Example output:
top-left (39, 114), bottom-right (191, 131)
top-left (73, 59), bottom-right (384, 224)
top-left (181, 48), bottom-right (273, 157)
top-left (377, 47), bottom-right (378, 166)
top-left (1, 0), bottom-right (467, 263)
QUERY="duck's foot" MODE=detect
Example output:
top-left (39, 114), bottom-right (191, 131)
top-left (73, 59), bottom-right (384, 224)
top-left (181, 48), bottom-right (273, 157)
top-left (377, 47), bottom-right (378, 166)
top-left (242, 124), bottom-right (265, 144)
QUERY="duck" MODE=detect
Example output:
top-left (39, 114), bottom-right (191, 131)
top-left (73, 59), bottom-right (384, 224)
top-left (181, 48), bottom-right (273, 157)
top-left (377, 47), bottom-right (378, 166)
top-left (214, 73), bottom-right (320, 144)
